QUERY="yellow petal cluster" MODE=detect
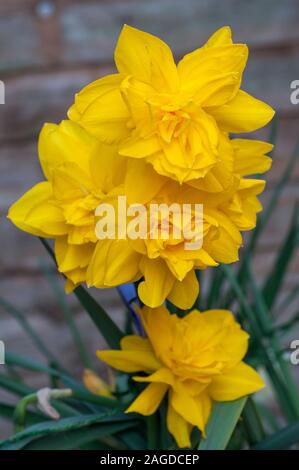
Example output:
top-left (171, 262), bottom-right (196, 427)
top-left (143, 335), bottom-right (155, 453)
top-left (8, 118), bottom-right (271, 307)
top-left (7, 25), bottom-right (272, 444)
top-left (7, 26), bottom-right (273, 306)
top-left (68, 25), bottom-right (274, 183)
top-left (98, 306), bottom-right (264, 448)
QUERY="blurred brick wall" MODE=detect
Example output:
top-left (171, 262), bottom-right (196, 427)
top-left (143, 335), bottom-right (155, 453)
top-left (0, 0), bottom-right (299, 386)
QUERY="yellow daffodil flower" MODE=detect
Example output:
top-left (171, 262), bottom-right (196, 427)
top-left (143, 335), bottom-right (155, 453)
top-left (98, 306), bottom-right (264, 448)
top-left (8, 120), bottom-right (272, 307)
top-left (68, 25), bottom-right (274, 183)
top-left (8, 120), bottom-right (126, 292)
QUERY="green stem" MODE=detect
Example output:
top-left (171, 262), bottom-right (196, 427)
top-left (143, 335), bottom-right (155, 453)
top-left (39, 258), bottom-right (93, 369)
top-left (246, 262), bottom-right (299, 420)
top-left (147, 414), bottom-right (159, 450)
top-left (14, 393), bottom-right (37, 433)
top-left (13, 388), bottom-right (73, 433)
top-left (242, 397), bottom-right (266, 446)
top-left (221, 265), bottom-right (297, 421)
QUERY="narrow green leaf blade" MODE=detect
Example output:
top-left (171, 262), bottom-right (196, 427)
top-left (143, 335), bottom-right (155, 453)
top-left (254, 421), bottom-right (299, 450)
top-left (5, 351), bottom-right (120, 409)
top-left (23, 421), bottom-right (136, 450)
top-left (74, 286), bottom-right (124, 349)
top-left (0, 374), bottom-right (33, 396)
top-left (0, 297), bottom-right (57, 363)
top-left (0, 412), bottom-right (136, 450)
top-left (39, 238), bottom-right (124, 349)
top-left (0, 402), bottom-right (45, 426)
top-left (38, 258), bottom-right (93, 369)
top-left (250, 139), bottom-right (299, 252)
top-left (198, 398), bottom-right (247, 450)
top-left (262, 205), bottom-right (298, 309)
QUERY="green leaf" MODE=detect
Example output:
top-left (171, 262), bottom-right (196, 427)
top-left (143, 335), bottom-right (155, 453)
top-left (275, 284), bottom-right (299, 316)
top-left (222, 139), bottom-right (299, 310)
top-left (74, 286), bottom-right (124, 349)
top-left (268, 112), bottom-right (279, 147)
top-left (5, 351), bottom-right (120, 409)
top-left (275, 310), bottom-right (299, 335)
top-left (242, 397), bottom-right (265, 445)
top-left (23, 421), bottom-right (136, 450)
top-left (254, 421), bottom-right (299, 450)
top-left (0, 374), bottom-right (33, 396)
top-left (0, 297), bottom-right (57, 363)
top-left (206, 268), bottom-right (225, 309)
top-left (256, 403), bottom-right (279, 433)
top-left (38, 258), bottom-right (93, 369)
top-left (262, 205), bottom-right (298, 310)
top-left (146, 414), bottom-right (159, 450)
top-left (245, 260), bottom-right (299, 420)
top-left (220, 265), bottom-right (298, 422)
top-left (118, 428), bottom-right (147, 450)
top-left (39, 238), bottom-right (124, 349)
top-left (250, 139), bottom-right (299, 253)
top-left (0, 412), bottom-right (137, 450)
top-left (0, 402), bottom-right (15, 420)
top-left (0, 402), bottom-right (45, 426)
top-left (198, 398), bottom-right (247, 450)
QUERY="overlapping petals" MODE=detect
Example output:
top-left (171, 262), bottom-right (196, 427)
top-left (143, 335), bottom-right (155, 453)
top-left (8, 118), bottom-right (272, 306)
top-left (98, 306), bottom-right (264, 448)
top-left (68, 25), bottom-right (274, 183)
top-left (8, 25), bottom-right (274, 308)
top-left (8, 27), bottom-right (271, 446)
top-left (8, 120), bottom-right (125, 292)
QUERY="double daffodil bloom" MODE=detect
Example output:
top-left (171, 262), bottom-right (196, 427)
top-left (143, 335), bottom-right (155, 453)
top-left (68, 25), bottom-right (274, 183)
top-left (98, 306), bottom-right (264, 448)
top-left (8, 120), bottom-right (272, 307)
top-left (8, 120), bottom-right (126, 292)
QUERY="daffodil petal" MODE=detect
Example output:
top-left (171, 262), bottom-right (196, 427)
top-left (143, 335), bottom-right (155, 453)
top-left (208, 90), bottom-right (275, 132)
top-left (121, 335), bottom-right (153, 352)
top-left (204, 26), bottom-right (233, 47)
top-left (126, 382), bottom-right (169, 415)
top-left (138, 258), bottom-right (175, 308)
top-left (208, 361), bottom-right (265, 401)
top-left (8, 182), bottom-right (66, 237)
top-left (115, 25), bottom-right (179, 92)
top-left (119, 135), bottom-right (161, 159)
top-left (87, 239), bottom-right (141, 287)
top-left (167, 401), bottom-right (192, 448)
top-left (170, 387), bottom-right (206, 434)
top-left (55, 237), bottom-right (94, 273)
top-left (69, 74), bottom-right (130, 144)
top-left (97, 349), bottom-right (161, 374)
top-left (133, 367), bottom-right (174, 386)
top-left (209, 227), bottom-right (240, 264)
top-left (140, 305), bottom-right (175, 366)
top-left (90, 144), bottom-right (126, 193)
top-left (167, 269), bottom-right (199, 309)
top-left (232, 139), bottom-right (273, 176)
top-left (238, 178), bottom-right (266, 197)
top-left (179, 44), bottom-right (248, 106)
top-left (124, 159), bottom-right (167, 204)
top-left (198, 309), bottom-right (249, 367)
top-left (38, 120), bottom-right (96, 180)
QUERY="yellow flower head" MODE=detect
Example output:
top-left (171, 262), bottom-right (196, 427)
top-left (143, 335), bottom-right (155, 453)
top-left (7, 120), bottom-right (124, 291)
top-left (98, 306), bottom-right (264, 448)
top-left (8, 119), bottom-right (272, 307)
top-left (68, 25), bottom-right (274, 183)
